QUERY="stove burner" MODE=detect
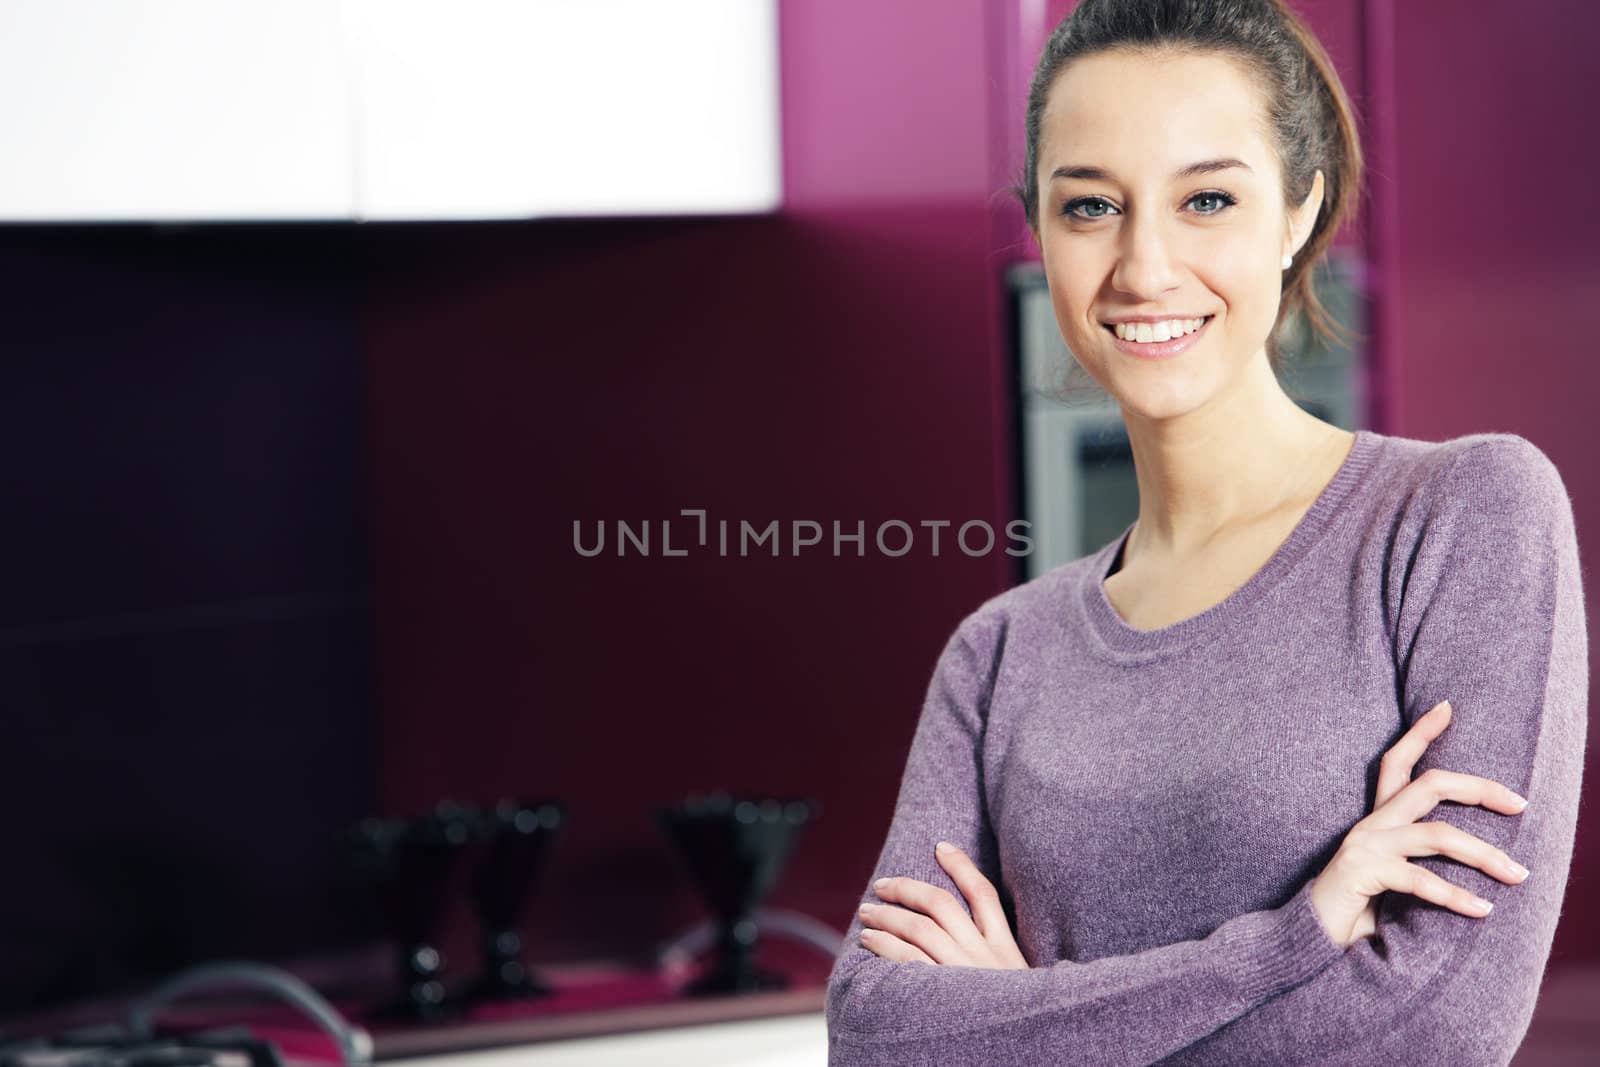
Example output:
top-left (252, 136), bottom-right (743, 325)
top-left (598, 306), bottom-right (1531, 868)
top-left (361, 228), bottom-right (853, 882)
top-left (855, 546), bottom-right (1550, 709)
top-left (0, 1024), bottom-right (281, 1067)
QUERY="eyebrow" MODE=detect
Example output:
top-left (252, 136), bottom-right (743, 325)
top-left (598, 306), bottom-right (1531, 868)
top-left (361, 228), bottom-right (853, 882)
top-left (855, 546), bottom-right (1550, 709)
top-left (1048, 158), bottom-right (1253, 182)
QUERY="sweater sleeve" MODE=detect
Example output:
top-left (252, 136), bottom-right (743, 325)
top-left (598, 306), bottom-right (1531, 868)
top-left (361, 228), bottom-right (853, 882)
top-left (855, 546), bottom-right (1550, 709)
top-left (1154, 435), bottom-right (1588, 1067)
top-left (825, 611), bottom-right (1351, 1066)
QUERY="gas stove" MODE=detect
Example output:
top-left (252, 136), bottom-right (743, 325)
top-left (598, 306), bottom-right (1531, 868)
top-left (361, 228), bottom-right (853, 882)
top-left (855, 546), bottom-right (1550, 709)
top-left (1, 963), bottom-right (365, 1067)
top-left (1, 1026), bottom-right (288, 1067)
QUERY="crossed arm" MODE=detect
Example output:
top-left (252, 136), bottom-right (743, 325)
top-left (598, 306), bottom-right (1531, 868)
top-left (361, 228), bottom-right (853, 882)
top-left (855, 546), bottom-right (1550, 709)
top-left (825, 438), bottom-right (1587, 1067)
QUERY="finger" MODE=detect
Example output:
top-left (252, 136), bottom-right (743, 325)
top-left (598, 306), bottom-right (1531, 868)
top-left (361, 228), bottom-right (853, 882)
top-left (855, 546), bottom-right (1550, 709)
top-left (1365, 766), bottom-right (1529, 830)
top-left (1351, 899), bottom-right (1379, 942)
top-left (1375, 853), bottom-right (1498, 918)
top-left (870, 876), bottom-right (981, 960)
top-left (934, 842), bottom-right (1012, 944)
top-left (859, 898), bottom-right (965, 964)
top-left (859, 926), bottom-right (936, 964)
top-left (1375, 700), bottom-right (1452, 808)
top-left (1384, 820), bottom-right (1530, 884)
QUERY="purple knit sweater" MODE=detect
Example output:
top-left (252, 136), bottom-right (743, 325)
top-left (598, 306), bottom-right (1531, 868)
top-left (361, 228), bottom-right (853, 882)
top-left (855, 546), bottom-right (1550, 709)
top-left (825, 429), bottom-right (1588, 1066)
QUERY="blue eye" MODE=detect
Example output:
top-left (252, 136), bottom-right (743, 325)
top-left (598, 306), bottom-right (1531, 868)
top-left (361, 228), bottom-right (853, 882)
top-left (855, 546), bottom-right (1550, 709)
top-left (1188, 191), bottom-right (1237, 214)
top-left (1059, 190), bottom-right (1238, 220)
top-left (1061, 196), bottom-right (1114, 220)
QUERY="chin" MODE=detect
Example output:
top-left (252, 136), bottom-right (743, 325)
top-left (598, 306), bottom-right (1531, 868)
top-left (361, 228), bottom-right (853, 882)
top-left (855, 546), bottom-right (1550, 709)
top-left (1118, 391), bottom-right (1210, 423)
top-left (1101, 364), bottom-right (1221, 422)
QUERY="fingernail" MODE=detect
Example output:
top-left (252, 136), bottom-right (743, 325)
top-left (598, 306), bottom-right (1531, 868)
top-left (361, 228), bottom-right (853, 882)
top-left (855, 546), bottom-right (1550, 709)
top-left (1510, 793), bottom-right (1529, 811)
top-left (1472, 896), bottom-right (1494, 914)
top-left (936, 841), bottom-right (954, 855)
top-left (874, 877), bottom-right (891, 890)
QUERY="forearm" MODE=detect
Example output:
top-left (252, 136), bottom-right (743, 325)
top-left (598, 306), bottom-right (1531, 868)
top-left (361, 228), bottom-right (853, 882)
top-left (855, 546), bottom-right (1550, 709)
top-left (828, 877), bottom-right (1346, 1066)
top-left (826, 608), bottom-right (1350, 1065)
top-left (1155, 678), bottom-right (1581, 1067)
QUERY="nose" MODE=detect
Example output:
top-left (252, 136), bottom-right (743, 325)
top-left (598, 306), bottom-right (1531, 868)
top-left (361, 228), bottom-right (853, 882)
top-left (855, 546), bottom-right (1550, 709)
top-left (1110, 212), bottom-right (1182, 300)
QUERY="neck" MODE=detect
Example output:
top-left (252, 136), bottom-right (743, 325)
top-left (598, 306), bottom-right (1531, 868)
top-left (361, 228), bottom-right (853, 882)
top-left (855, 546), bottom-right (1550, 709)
top-left (1118, 355), bottom-right (1352, 558)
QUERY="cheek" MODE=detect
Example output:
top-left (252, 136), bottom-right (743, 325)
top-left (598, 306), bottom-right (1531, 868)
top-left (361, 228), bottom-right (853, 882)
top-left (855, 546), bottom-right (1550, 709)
top-left (1041, 254), bottom-right (1102, 344)
top-left (1219, 270), bottom-right (1285, 339)
top-left (1201, 234), bottom-right (1282, 312)
top-left (1047, 287), bottom-right (1104, 367)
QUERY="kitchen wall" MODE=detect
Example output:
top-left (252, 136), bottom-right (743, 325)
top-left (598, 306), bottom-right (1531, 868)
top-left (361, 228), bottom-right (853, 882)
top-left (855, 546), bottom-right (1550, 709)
top-left (0, 225), bottom-right (375, 1008)
top-left (1380, 0), bottom-right (1600, 955)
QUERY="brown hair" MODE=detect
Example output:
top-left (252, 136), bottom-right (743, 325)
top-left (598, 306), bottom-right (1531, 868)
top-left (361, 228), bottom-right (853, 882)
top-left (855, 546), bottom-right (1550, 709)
top-left (1011, 0), bottom-right (1365, 373)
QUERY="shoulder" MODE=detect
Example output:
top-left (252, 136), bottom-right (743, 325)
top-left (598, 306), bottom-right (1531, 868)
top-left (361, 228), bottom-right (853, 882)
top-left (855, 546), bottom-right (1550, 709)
top-left (1374, 434), bottom-right (1579, 611)
top-left (932, 554), bottom-right (1095, 667)
top-left (1441, 432), bottom-right (1566, 501)
top-left (1382, 430), bottom-right (1571, 524)
top-left (970, 555), bottom-right (1088, 632)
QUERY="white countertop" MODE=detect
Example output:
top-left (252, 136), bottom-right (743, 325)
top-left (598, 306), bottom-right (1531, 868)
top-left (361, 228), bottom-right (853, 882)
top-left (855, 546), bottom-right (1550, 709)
top-left (390, 1012), bottom-right (827, 1067)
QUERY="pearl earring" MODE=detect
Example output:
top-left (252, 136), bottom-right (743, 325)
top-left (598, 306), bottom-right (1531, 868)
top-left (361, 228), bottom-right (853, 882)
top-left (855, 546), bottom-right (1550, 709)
top-left (1282, 252), bottom-right (1294, 270)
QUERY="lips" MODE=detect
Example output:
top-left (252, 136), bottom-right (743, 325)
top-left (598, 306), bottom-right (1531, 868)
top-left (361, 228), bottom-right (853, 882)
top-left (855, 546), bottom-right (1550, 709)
top-left (1102, 314), bottom-right (1215, 361)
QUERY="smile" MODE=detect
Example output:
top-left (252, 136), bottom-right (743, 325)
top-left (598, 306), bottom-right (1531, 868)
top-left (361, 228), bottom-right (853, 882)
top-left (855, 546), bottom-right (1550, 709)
top-left (1102, 315), bottom-right (1214, 360)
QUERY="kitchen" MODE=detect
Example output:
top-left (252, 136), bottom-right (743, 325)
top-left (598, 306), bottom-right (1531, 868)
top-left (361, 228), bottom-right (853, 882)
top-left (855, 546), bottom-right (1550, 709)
top-left (2, 1), bottom-right (1597, 1064)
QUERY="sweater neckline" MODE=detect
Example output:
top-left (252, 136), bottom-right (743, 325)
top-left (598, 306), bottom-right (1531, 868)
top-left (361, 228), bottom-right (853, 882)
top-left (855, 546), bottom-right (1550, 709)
top-left (1077, 428), bottom-right (1383, 664)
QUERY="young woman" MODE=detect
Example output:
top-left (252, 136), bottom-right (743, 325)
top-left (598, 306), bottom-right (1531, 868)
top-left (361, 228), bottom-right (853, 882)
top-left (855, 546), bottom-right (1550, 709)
top-left (825, 2), bottom-right (1586, 1064)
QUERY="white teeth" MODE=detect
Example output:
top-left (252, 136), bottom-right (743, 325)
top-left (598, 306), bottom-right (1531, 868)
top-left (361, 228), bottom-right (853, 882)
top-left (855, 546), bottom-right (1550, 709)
top-left (1113, 317), bottom-right (1207, 342)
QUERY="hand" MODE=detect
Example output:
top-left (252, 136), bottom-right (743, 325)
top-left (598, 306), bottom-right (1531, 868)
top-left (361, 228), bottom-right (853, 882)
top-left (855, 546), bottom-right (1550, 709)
top-left (1346, 695), bottom-right (1458, 940)
top-left (1309, 699), bottom-right (1532, 948)
top-left (857, 841), bottom-right (1029, 969)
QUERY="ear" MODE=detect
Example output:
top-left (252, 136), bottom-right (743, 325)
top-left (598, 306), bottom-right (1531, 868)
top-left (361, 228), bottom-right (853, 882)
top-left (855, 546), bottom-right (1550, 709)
top-left (1285, 169), bottom-right (1325, 260)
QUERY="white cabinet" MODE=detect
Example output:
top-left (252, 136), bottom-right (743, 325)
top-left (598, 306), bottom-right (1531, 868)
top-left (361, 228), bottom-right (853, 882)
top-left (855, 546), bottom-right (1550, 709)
top-left (0, 0), bottom-right (781, 222)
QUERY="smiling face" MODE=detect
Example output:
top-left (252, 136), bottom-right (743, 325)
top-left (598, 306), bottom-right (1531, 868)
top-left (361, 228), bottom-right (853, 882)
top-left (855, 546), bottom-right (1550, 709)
top-left (1033, 47), bottom-right (1322, 421)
